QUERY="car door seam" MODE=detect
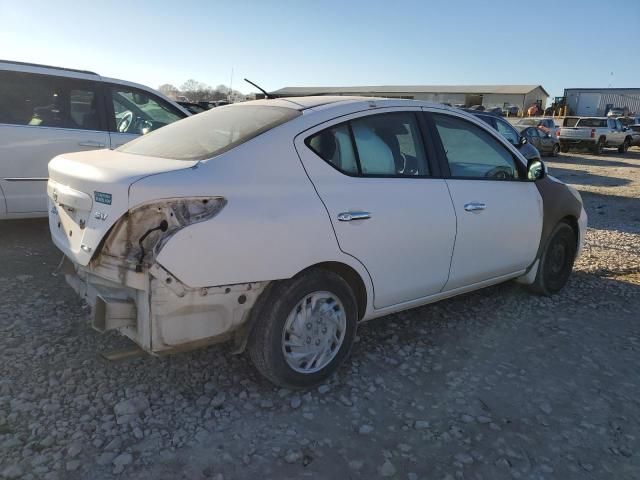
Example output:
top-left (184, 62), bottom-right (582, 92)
top-left (441, 178), bottom-right (458, 292)
top-left (291, 138), bottom-right (377, 309)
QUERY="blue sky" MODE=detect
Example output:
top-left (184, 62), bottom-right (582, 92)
top-left (1, 0), bottom-right (638, 99)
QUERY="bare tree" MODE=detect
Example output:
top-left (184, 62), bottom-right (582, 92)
top-left (158, 83), bottom-right (180, 99)
top-left (181, 79), bottom-right (213, 103)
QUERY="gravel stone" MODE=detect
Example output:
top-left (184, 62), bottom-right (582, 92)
top-left (379, 460), bottom-right (397, 477)
top-left (358, 424), bottom-right (374, 435)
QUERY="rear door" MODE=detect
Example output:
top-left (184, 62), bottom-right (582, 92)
top-left (105, 85), bottom-right (186, 148)
top-left (295, 108), bottom-right (456, 309)
top-left (0, 70), bottom-right (109, 214)
top-left (426, 110), bottom-right (542, 291)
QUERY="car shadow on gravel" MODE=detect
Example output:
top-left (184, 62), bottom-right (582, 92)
top-left (555, 150), bottom-right (640, 169)
top-left (548, 165), bottom-right (631, 188)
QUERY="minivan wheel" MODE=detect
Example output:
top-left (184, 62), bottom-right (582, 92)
top-left (552, 143), bottom-right (560, 157)
top-left (529, 222), bottom-right (577, 296)
top-left (248, 269), bottom-right (357, 388)
top-left (560, 144), bottom-right (570, 153)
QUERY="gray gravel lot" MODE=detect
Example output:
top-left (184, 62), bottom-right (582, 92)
top-left (1, 149), bottom-right (639, 480)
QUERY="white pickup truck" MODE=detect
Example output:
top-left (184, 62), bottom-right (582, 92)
top-left (559, 117), bottom-right (632, 154)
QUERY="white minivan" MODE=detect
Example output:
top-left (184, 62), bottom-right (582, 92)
top-left (0, 60), bottom-right (189, 219)
top-left (47, 97), bottom-right (587, 388)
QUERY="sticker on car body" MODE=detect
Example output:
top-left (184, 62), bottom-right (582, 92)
top-left (94, 191), bottom-right (112, 205)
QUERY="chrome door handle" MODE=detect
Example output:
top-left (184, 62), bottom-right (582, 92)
top-left (78, 141), bottom-right (106, 148)
top-left (464, 202), bottom-right (486, 212)
top-left (338, 211), bottom-right (371, 221)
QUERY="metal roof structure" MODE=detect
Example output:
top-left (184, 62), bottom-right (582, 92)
top-left (272, 84), bottom-right (549, 97)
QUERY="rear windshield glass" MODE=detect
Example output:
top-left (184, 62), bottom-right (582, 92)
top-left (573, 118), bottom-right (607, 128)
top-left (118, 105), bottom-right (301, 160)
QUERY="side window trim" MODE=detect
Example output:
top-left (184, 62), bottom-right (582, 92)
top-left (424, 110), bottom-right (526, 182)
top-left (304, 110), bottom-right (434, 179)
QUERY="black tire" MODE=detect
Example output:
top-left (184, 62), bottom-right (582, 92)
top-left (560, 144), bottom-right (570, 153)
top-left (248, 269), bottom-right (357, 388)
top-left (551, 143), bottom-right (560, 157)
top-left (618, 138), bottom-right (630, 154)
top-left (592, 138), bottom-right (604, 155)
top-left (529, 222), bottom-right (577, 296)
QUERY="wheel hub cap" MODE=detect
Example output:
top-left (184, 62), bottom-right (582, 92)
top-left (282, 291), bottom-right (346, 373)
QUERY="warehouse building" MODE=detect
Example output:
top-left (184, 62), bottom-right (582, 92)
top-left (564, 88), bottom-right (640, 116)
top-left (271, 85), bottom-right (548, 112)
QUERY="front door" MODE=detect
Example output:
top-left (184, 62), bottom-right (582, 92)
top-left (0, 70), bottom-right (108, 214)
top-left (427, 111), bottom-right (543, 291)
top-left (295, 109), bottom-right (457, 309)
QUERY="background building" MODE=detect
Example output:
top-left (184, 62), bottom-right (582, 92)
top-left (564, 88), bottom-right (640, 116)
top-left (271, 85), bottom-right (548, 111)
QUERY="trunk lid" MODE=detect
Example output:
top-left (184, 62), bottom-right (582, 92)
top-left (48, 149), bottom-right (197, 266)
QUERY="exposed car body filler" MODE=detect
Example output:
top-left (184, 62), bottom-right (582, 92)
top-left (533, 175), bottom-right (584, 260)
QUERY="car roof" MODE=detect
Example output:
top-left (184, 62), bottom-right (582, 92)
top-left (244, 95), bottom-right (455, 112)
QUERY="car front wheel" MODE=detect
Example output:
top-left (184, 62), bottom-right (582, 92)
top-left (248, 269), bottom-right (358, 388)
top-left (551, 143), bottom-right (560, 157)
top-left (618, 138), bottom-right (630, 153)
top-left (529, 221), bottom-right (577, 296)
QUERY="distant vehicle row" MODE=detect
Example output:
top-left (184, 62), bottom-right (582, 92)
top-left (559, 117), bottom-right (633, 154)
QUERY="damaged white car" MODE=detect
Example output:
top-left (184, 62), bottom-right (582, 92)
top-left (48, 96), bottom-right (587, 388)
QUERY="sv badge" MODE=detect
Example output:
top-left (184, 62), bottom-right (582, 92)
top-left (94, 211), bottom-right (108, 221)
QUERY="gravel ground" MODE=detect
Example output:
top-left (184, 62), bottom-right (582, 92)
top-left (1, 148), bottom-right (639, 480)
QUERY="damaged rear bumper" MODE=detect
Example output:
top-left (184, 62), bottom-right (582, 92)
top-left (63, 256), bottom-right (267, 354)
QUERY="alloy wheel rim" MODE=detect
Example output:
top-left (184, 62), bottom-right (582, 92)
top-left (282, 291), bottom-right (346, 374)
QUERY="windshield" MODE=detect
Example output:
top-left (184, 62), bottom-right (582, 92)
top-left (118, 105), bottom-right (301, 160)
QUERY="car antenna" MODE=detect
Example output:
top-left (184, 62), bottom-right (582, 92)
top-left (244, 78), bottom-right (275, 99)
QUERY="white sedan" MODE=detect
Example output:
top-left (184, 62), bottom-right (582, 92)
top-left (47, 97), bottom-right (587, 388)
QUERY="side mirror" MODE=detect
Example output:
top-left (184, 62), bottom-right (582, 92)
top-left (527, 159), bottom-right (545, 181)
top-left (519, 135), bottom-right (528, 146)
top-left (622, 126), bottom-right (628, 132)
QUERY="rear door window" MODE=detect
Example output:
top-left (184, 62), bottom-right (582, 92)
top-left (306, 112), bottom-right (430, 177)
top-left (0, 70), bottom-right (104, 131)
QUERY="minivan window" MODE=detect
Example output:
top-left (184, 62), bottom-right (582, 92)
top-left (0, 70), bottom-right (103, 131)
top-left (110, 86), bottom-right (183, 135)
top-left (118, 105), bottom-right (301, 160)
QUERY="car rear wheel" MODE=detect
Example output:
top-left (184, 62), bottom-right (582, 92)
top-left (618, 138), bottom-right (630, 154)
top-left (248, 269), bottom-right (358, 388)
top-left (551, 143), bottom-right (560, 157)
top-left (560, 144), bottom-right (570, 153)
top-left (529, 222), bottom-right (577, 296)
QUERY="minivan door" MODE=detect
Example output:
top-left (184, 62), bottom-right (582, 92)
top-left (295, 108), bottom-right (457, 309)
top-left (0, 70), bottom-right (109, 214)
top-left (105, 85), bottom-right (186, 149)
